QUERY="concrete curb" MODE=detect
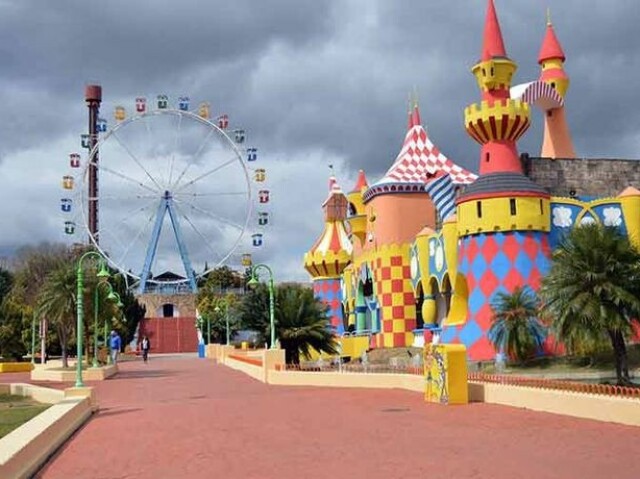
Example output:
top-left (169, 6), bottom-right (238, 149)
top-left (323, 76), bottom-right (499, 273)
top-left (0, 383), bottom-right (94, 479)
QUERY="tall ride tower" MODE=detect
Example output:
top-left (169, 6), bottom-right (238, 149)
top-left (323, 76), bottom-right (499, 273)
top-left (85, 84), bottom-right (102, 244)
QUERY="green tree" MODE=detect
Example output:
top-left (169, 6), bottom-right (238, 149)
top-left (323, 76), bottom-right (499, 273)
top-left (238, 284), bottom-right (271, 344)
top-left (539, 224), bottom-right (640, 385)
top-left (0, 268), bottom-right (12, 303)
top-left (239, 284), bottom-right (337, 364)
top-left (488, 286), bottom-right (547, 363)
top-left (0, 292), bottom-right (29, 361)
top-left (197, 292), bottom-right (241, 344)
top-left (37, 264), bottom-right (77, 368)
top-left (111, 273), bottom-right (146, 346)
top-left (200, 266), bottom-right (245, 292)
top-left (9, 243), bottom-right (73, 361)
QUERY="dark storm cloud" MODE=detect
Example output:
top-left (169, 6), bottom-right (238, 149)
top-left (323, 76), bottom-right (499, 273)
top-left (0, 0), bottom-right (333, 158)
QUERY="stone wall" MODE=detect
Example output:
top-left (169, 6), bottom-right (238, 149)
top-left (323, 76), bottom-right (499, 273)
top-left (136, 293), bottom-right (196, 318)
top-left (525, 156), bottom-right (640, 198)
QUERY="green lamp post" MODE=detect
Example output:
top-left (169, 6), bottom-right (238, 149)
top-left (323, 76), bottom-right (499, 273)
top-left (92, 282), bottom-right (121, 368)
top-left (30, 311), bottom-right (37, 365)
top-left (76, 251), bottom-right (110, 388)
top-left (215, 303), bottom-right (230, 345)
top-left (247, 264), bottom-right (276, 349)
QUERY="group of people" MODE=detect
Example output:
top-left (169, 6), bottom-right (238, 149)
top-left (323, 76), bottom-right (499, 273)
top-left (108, 330), bottom-right (152, 364)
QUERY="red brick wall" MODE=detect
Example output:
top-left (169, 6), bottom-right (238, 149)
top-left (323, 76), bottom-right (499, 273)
top-left (139, 317), bottom-right (198, 353)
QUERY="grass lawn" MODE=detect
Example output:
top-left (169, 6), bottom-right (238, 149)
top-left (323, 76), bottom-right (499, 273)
top-left (0, 394), bottom-right (51, 439)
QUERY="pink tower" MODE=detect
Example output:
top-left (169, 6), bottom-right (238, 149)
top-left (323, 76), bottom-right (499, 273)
top-left (538, 13), bottom-right (576, 158)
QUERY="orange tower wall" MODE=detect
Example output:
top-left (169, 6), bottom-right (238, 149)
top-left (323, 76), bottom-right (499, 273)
top-left (367, 194), bottom-right (435, 247)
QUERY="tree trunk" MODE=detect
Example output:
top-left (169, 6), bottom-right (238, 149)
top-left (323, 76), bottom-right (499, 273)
top-left (58, 324), bottom-right (69, 369)
top-left (614, 330), bottom-right (630, 384)
top-left (40, 317), bottom-right (47, 364)
top-left (608, 329), bottom-right (630, 385)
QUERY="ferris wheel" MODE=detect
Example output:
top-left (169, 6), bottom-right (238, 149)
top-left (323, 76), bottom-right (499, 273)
top-left (59, 94), bottom-right (271, 293)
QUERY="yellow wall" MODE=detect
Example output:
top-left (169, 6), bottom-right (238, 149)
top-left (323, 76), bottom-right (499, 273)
top-left (413, 222), bottom-right (468, 328)
top-left (458, 195), bottom-right (550, 236)
top-left (619, 195), bottom-right (640, 249)
top-left (471, 58), bottom-right (517, 92)
top-left (0, 363), bottom-right (34, 373)
top-left (540, 58), bottom-right (569, 97)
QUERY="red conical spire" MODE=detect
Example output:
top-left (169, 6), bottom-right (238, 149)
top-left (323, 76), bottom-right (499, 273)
top-left (351, 169), bottom-right (368, 193)
top-left (481, 0), bottom-right (507, 60)
top-left (538, 15), bottom-right (566, 64)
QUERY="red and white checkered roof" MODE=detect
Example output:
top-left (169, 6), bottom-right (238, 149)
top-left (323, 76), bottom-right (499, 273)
top-left (374, 106), bottom-right (477, 186)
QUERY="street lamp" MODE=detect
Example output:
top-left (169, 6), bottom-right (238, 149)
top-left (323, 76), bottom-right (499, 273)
top-left (92, 281), bottom-right (121, 368)
top-left (215, 303), bottom-right (230, 345)
top-left (247, 264), bottom-right (275, 349)
top-left (30, 311), bottom-right (37, 365)
top-left (76, 251), bottom-right (110, 388)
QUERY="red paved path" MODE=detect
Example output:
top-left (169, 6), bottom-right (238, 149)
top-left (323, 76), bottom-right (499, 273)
top-left (5, 357), bottom-right (640, 479)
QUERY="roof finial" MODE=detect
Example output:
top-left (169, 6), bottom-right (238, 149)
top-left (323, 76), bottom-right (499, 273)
top-left (546, 7), bottom-right (552, 26)
top-left (410, 88), bottom-right (421, 127)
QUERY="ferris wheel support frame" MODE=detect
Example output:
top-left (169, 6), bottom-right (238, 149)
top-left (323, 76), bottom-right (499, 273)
top-left (138, 191), bottom-right (197, 294)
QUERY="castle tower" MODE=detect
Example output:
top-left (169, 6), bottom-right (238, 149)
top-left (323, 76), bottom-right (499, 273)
top-left (360, 102), bottom-right (475, 348)
top-left (538, 11), bottom-right (576, 158)
top-left (303, 177), bottom-right (353, 334)
top-left (450, 0), bottom-right (552, 360)
top-left (346, 170), bottom-right (369, 247)
top-left (464, 0), bottom-right (531, 175)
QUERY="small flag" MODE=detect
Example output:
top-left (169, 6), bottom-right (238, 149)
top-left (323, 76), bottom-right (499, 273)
top-left (424, 173), bottom-right (455, 221)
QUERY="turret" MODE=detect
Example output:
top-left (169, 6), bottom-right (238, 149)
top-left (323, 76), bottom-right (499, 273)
top-left (464, 0), bottom-right (531, 175)
top-left (538, 10), bottom-right (569, 97)
top-left (346, 170), bottom-right (368, 245)
top-left (303, 177), bottom-right (353, 334)
top-left (538, 11), bottom-right (576, 158)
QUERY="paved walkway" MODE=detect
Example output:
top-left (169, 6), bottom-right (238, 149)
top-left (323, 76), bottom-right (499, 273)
top-left (5, 356), bottom-right (640, 478)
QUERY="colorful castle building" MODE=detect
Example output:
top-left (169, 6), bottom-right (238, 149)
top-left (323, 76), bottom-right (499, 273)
top-left (304, 0), bottom-right (640, 361)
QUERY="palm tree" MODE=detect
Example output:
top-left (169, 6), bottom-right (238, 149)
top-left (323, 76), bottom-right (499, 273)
top-left (275, 285), bottom-right (338, 364)
top-left (488, 286), bottom-right (547, 364)
top-left (539, 223), bottom-right (640, 385)
top-left (238, 284), bottom-right (337, 364)
top-left (37, 264), bottom-right (77, 368)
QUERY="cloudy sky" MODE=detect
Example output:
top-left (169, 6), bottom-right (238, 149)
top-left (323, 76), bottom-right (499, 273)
top-left (0, 0), bottom-right (638, 283)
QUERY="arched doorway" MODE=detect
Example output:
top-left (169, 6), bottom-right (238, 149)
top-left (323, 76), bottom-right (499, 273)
top-left (158, 303), bottom-right (179, 318)
top-left (415, 283), bottom-right (425, 330)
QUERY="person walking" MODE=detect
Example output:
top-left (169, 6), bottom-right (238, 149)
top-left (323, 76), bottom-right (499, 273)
top-left (141, 335), bottom-right (151, 363)
top-left (109, 330), bottom-right (122, 365)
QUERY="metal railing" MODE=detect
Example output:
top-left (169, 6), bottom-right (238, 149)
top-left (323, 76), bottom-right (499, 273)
top-left (276, 362), bottom-right (423, 375)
